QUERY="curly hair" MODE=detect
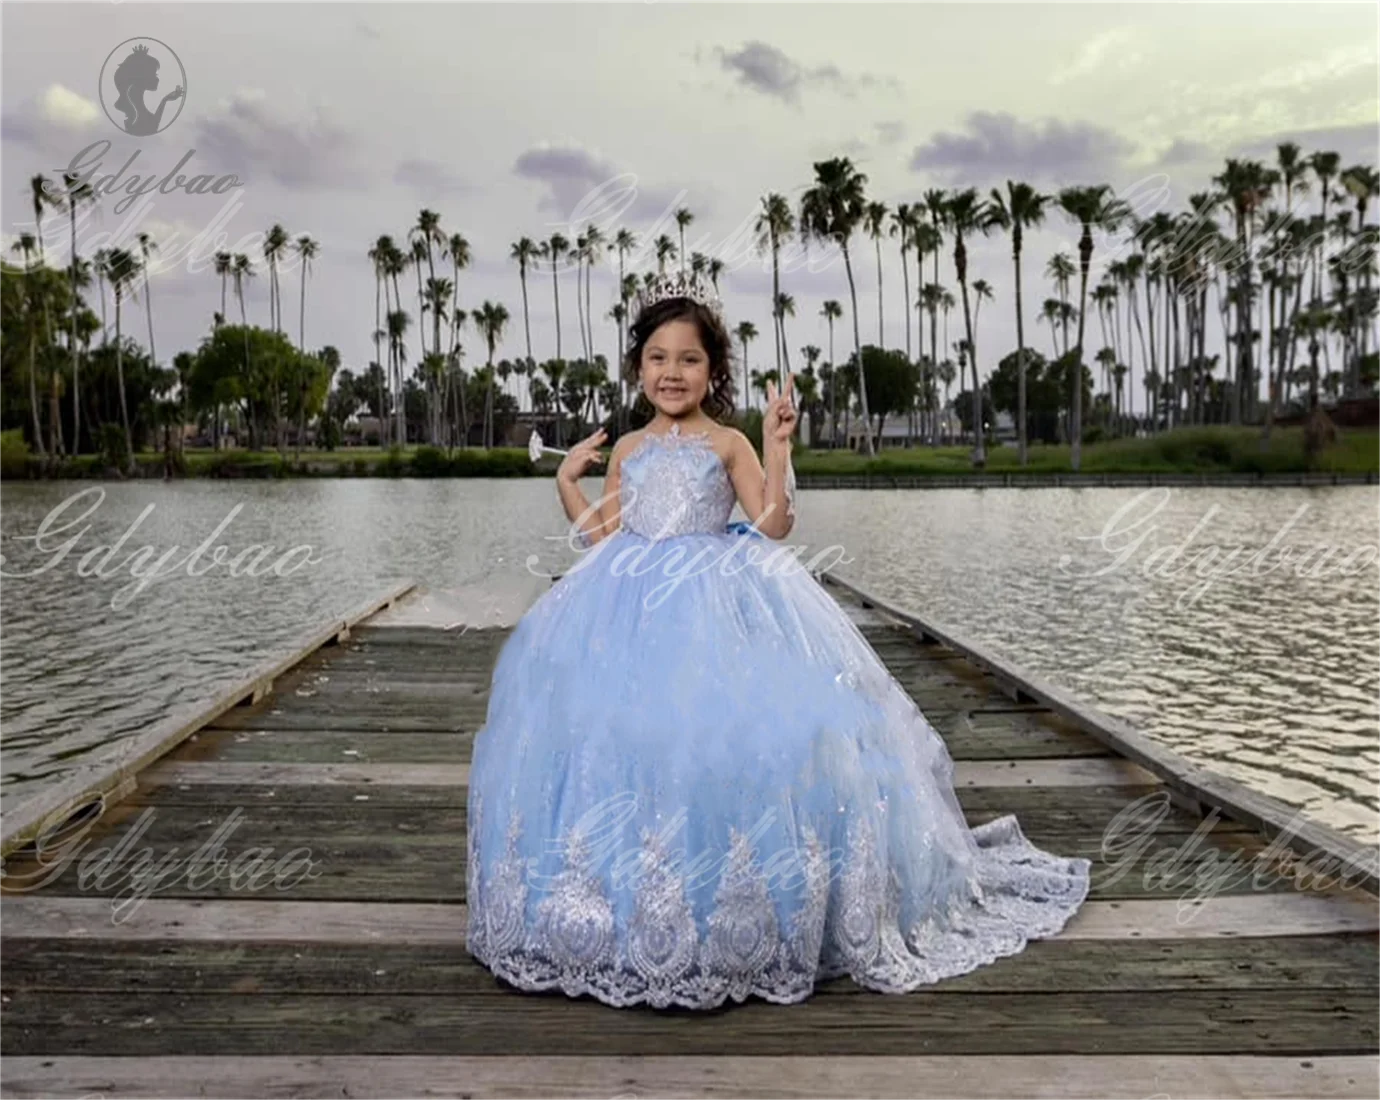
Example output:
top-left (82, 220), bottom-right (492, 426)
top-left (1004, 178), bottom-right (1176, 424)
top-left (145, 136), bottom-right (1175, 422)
top-left (623, 297), bottom-right (737, 423)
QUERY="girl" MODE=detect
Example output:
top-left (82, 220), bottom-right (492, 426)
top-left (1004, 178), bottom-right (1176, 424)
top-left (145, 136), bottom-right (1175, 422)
top-left (466, 272), bottom-right (1090, 1010)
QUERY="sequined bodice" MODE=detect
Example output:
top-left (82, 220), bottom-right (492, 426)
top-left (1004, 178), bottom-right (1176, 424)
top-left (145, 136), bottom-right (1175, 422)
top-left (619, 427), bottom-right (735, 539)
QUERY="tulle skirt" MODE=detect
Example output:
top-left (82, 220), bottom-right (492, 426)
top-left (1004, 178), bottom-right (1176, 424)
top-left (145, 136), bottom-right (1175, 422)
top-left (466, 529), bottom-right (1091, 1009)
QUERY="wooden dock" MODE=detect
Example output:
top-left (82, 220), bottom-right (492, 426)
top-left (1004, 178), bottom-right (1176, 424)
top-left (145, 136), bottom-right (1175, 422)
top-left (2, 576), bottom-right (1377, 1099)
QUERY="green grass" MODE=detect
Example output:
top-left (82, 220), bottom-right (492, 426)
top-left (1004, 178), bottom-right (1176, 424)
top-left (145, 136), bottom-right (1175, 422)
top-left (7, 426), bottom-right (1376, 480)
top-left (793, 426), bottom-right (1380, 477)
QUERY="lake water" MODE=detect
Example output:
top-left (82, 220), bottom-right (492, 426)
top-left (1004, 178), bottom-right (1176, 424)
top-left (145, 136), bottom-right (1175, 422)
top-left (2, 478), bottom-right (1376, 844)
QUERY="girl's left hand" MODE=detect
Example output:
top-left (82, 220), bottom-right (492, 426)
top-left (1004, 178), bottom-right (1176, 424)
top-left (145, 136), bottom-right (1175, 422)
top-left (764, 372), bottom-right (797, 445)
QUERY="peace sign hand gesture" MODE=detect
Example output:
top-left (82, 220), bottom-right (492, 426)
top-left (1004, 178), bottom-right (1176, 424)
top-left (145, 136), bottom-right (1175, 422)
top-left (557, 427), bottom-right (607, 484)
top-left (763, 372), bottom-right (797, 446)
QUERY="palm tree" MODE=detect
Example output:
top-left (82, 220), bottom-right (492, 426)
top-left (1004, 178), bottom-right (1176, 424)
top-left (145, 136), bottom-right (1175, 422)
top-left (675, 207), bottom-right (694, 275)
top-left (708, 258), bottom-right (725, 292)
top-left (943, 188), bottom-right (994, 466)
top-left (474, 301), bottom-right (509, 448)
top-left (386, 308), bottom-right (410, 445)
top-left (865, 200), bottom-right (888, 345)
top-left (986, 181), bottom-right (1051, 465)
top-left (511, 237), bottom-right (539, 372)
top-left (1308, 150), bottom-right (1341, 304)
top-left (1341, 163), bottom-right (1380, 377)
top-left (922, 188), bottom-right (948, 381)
top-left (1213, 158), bottom-right (1276, 422)
top-left (800, 157), bottom-right (875, 455)
top-left (411, 209), bottom-right (445, 360)
top-left (890, 204), bottom-right (919, 360)
top-left (654, 234), bottom-right (677, 275)
top-left (136, 229), bottom-right (159, 373)
top-left (106, 246), bottom-right (141, 469)
top-left (213, 250), bottom-right (232, 326)
top-left (543, 233), bottom-right (569, 361)
top-left (775, 292), bottom-right (796, 377)
top-left (820, 299), bottom-right (843, 446)
top-left (734, 320), bottom-right (758, 414)
top-left (447, 231), bottom-right (471, 378)
top-left (582, 225), bottom-right (605, 365)
top-left (231, 252), bottom-right (255, 444)
top-left (60, 171), bottom-right (95, 454)
top-left (612, 229), bottom-right (637, 429)
top-left (29, 173), bottom-right (64, 453)
top-left (367, 236), bottom-right (394, 443)
top-left (574, 231), bottom-right (592, 363)
top-left (755, 192), bottom-right (794, 389)
top-left (263, 223), bottom-right (289, 335)
top-left (10, 234), bottom-right (46, 456)
top-left (1044, 251), bottom-right (1076, 357)
top-left (291, 234), bottom-right (319, 457)
top-left (1058, 184), bottom-right (1130, 470)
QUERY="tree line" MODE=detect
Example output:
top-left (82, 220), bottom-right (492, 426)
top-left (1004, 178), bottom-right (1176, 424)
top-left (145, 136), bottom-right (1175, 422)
top-left (2, 145), bottom-right (1375, 472)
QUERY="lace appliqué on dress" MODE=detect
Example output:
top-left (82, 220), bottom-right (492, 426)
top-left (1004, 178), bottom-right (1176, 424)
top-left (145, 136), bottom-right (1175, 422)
top-left (468, 807), bottom-right (1091, 1009)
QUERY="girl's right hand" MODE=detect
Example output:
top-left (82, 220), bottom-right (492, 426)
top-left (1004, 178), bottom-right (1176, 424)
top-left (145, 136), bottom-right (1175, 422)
top-left (557, 428), bottom-right (607, 484)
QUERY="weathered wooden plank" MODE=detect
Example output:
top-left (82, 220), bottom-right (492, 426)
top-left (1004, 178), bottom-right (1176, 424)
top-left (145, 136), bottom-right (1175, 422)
top-left (144, 762), bottom-right (472, 788)
top-left (208, 706), bottom-right (483, 733)
top-left (3, 1054), bottom-right (1376, 1100)
top-left (179, 730), bottom-right (470, 764)
top-left (3, 988), bottom-right (1375, 1057)
top-left (5, 892), bottom-right (1374, 945)
top-left (2, 840), bottom-right (1300, 903)
top-left (954, 758), bottom-right (1158, 787)
top-left (5, 936), bottom-right (1374, 997)
top-left (140, 758), bottom-right (1151, 792)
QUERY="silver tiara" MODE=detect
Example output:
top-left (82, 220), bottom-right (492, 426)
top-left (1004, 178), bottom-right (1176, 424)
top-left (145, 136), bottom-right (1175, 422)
top-left (636, 270), bottom-right (723, 319)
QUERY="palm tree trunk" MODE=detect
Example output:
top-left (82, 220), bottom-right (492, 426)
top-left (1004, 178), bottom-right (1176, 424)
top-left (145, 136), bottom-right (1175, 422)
top-left (1014, 243), bottom-right (1028, 465)
top-left (827, 317), bottom-right (837, 447)
top-left (1071, 259), bottom-right (1091, 472)
top-left (843, 244), bottom-right (874, 456)
top-left (115, 295), bottom-right (133, 471)
top-left (26, 324), bottom-right (46, 458)
top-left (901, 245), bottom-right (912, 361)
top-left (874, 236), bottom-right (884, 346)
top-left (771, 243), bottom-right (782, 388)
top-left (68, 206), bottom-right (82, 455)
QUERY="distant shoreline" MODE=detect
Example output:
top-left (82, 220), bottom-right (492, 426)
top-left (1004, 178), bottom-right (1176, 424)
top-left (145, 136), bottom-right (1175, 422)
top-left (6, 459), bottom-right (1376, 490)
top-left (6, 426), bottom-right (1376, 486)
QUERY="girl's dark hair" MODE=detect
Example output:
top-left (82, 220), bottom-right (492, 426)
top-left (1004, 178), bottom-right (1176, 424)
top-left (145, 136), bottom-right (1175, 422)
top-left (623, 297), bottom-right (737, 422)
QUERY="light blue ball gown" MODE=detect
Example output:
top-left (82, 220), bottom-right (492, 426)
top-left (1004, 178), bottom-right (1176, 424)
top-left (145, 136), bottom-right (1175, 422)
top-left (467, 423), bottom-right (1091, 1009)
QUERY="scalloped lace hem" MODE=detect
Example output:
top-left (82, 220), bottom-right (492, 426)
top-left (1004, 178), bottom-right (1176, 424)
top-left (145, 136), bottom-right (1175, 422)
top-left (466, 808), bottom-right (1092, 1011)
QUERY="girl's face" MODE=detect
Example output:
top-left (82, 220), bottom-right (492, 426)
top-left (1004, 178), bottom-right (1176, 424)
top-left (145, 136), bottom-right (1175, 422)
top-left (640, 318), bottom-right (711, 418)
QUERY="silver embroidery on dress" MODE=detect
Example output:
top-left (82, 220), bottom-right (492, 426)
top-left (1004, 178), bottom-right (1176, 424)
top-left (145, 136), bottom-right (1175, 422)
top-left (468, 805), bottom-right (1090, 1009)
top-left (619, 426), bottom-right (735, 539)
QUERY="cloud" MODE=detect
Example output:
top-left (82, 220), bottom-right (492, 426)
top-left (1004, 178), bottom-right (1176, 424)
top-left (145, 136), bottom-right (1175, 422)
top-left (1234, 121), bottom-right (1380, 167)
top-left (512, 142), bottom-right (692, 227)
top-left (874, 120), bottom-right (906, 146)
top-left (908, 111), bottom-right (1135, 185)
top-left (192, 90), bottom-right (362, 190)
top-left (1, 84), bottom-right (102, 149)
top-left (1049, 28), bottom-right (1140, 86)
top-left (514, 143), bottom-right (619, 213)
top-left (394, 158), bottom-right (472, 198)
top-left (710, 41), bottom-right (900, 106)
top-left (1154, 138), bottom-right (1214, 169)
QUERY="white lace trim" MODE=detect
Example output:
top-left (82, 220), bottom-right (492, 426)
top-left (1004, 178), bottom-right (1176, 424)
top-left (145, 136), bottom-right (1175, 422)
top-left (467, 792), bottom-right (1091, 1010)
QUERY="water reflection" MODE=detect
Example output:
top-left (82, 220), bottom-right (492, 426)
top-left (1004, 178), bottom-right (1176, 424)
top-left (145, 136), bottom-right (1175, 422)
top-left (1, 478), bottom-right (1375, 842)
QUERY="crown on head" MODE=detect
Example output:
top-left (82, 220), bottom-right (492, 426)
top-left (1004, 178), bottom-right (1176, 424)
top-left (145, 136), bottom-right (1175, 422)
top-left (131, 44), bottom-right (150, 56)
top-left (636, 269), bottom-right (723, 320)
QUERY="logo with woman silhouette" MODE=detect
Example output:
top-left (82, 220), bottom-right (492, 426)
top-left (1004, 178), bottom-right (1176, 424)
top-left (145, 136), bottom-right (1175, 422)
top-left (99, 37), bottom-right (186, 136)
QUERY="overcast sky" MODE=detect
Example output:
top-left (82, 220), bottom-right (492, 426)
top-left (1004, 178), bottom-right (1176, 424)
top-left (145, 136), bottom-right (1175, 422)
top-left (3, 1), bottom-right (1377, 402)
